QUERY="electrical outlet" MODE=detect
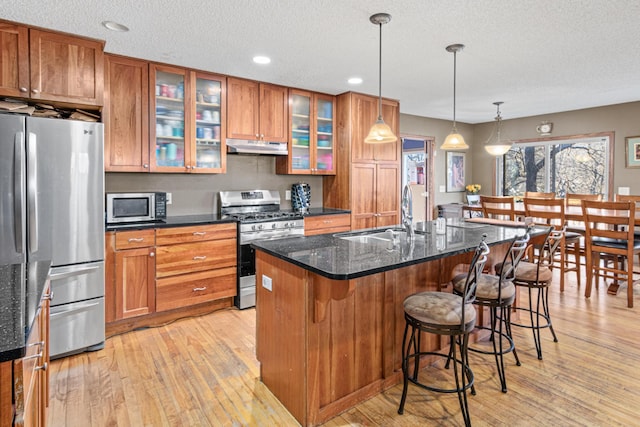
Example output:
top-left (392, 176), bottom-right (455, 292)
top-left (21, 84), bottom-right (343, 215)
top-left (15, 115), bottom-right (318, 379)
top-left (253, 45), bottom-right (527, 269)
top-left (439, 185), bottom-right (446, 193)
top-left (285, 190), bottom-right (291, 200)
top-left (262, 275), bottom-right (273, 291)
top-left (166, 192), bottom-right (172, 204)
top-left (618, 186), bottom-right (630, 196)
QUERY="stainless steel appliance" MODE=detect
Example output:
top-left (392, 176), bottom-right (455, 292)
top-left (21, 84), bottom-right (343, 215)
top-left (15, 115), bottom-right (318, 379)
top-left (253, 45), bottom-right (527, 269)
top-left (219, 190), bottom-right (304, 309)
top-left (0, 114), bottom-right (105, 359)
top-left (106, 192), bottom-right (167, 224)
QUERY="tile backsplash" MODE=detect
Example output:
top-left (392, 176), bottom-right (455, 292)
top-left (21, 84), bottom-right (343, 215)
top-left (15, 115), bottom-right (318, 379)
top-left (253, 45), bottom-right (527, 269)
top-left (105, 155), bottom-right (324, 216)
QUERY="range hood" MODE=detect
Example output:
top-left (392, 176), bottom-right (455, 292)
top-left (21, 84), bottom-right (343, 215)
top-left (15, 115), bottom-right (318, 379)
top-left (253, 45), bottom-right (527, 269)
top-left (226, 138), bottom-right (288, 155)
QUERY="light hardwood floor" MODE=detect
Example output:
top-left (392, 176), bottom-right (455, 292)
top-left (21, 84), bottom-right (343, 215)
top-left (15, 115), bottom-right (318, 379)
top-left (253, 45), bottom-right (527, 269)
top-left (48, 271), bottom-right (640, 427)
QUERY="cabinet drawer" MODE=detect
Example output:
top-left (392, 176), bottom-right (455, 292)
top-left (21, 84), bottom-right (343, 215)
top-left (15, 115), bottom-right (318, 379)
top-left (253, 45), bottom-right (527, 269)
top-left (156, 267), bottom-right (237, 312)
top-left (304, 214), bottom-right (351, 235)
top-left (155, 223), bottom-right (236, 245)
top-left (156, 239), bottom-right (237, 277)
top-left (115, 229), bottom-right (155, 250)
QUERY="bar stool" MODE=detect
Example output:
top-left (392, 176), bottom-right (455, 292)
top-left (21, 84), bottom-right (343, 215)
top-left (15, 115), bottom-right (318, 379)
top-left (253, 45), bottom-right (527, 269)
top-left (503, 227), bottom-right (562, 360)
top-left (451, 231), bottom-right (530, 392)
top-left (398, 237), bottom-right (489, 427)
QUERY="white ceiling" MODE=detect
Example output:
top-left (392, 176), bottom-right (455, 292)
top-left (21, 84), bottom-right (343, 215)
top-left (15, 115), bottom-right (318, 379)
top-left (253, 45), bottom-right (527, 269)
top-left (3, 0), bottom-right (640, 124)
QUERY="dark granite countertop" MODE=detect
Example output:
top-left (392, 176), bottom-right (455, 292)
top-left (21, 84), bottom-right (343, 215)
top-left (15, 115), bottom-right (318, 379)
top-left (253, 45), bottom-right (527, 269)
top-left (105, 213), bottom-right (236, 231)
top-left (251, 219), bottom-right (547, 280)
top-left (299, 208), bottom-right (350, 217)
top-left (0, 260), bottom-right (51, 362)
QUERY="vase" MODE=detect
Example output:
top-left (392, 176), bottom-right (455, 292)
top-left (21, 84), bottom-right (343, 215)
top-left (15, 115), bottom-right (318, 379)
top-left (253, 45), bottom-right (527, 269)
top-left (466, 194), bottom-right (480, 205)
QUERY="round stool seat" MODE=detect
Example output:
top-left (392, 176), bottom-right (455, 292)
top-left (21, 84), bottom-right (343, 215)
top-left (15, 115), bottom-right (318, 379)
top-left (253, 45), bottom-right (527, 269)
top-left (452, 273), bottom-right (516, 302)
top-left (403, 291), bottom-right (476, 330)
top-left (495, 261), bottom-right (553, 285)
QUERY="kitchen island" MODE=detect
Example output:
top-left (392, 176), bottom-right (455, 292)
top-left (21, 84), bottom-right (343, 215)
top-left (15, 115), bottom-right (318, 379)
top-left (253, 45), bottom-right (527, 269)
top-left (252, 220), bottom-right (540, 426)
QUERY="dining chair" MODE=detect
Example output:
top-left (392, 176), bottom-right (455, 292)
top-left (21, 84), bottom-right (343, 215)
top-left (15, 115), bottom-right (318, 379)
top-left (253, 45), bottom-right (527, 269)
top-left (581, 199), bottom-right (640, 308)
top-left (481, 196), bottom-right (516, 221)
top-left (564, 193), bottom-right (602, 233)
top-left (615, 194), bottom-right (640, 266)
top-left (523, 197), bottom-right (581, 291)
top-left (524, 191), bottom-right (555, 199)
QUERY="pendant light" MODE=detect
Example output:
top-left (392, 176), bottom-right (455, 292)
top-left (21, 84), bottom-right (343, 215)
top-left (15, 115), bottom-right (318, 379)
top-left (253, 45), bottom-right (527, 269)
top-left (484, 101), bottom-right (513, 156)
top-left (440, 44), bottom-right (468, 150)
top-left (364, 13), bottom-right (397, 144)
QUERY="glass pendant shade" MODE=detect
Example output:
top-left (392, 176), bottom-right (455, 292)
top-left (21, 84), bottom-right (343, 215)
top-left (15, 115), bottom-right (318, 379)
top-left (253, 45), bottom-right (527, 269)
top-left (484, 101), bottom-right (513, 156)
top-left (441, 130), bottom-right (468, 150)
top-left (365, 13), bottom-right (397, 144)
top-left (365, 117), bottom-right (397, 143)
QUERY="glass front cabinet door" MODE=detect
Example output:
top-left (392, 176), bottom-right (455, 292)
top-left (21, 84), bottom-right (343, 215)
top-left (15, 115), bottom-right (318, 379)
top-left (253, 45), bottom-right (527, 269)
top-left (277, 89), bottom-right (335, 175)
top-left (150, 64), bottom-right (226, 173)
top-left (192, 71), bottom-right (226, 173)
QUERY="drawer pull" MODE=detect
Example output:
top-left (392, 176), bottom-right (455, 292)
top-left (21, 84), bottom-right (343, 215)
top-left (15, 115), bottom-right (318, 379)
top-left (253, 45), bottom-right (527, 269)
top-left (193, 231), bottom-right (207, 236)
top-left (323, 220), bottom-right (333, 224)
top-left (193, 255), bottom-right (207, 260)
top-left (35, 362), bottom-right (48, 372)
top-left (192, 286), bottom-right (207, 292)
top-left (23, 351), bottom-right (43, 361)
top-left (128, 237), bottom-right (144, 243)
top-left (29, 341), bottom-right (45, 349)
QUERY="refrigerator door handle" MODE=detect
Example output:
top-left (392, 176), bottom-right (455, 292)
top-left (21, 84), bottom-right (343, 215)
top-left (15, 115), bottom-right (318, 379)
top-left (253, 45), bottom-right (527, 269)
top-left (14, 132), bottom-right (25, 254)
top-left (49, 262), bottom-right (102, 281)
top-left (50, 301), bottom-right (101, 318)
top-left (27, 132), bottom-right (38, 253)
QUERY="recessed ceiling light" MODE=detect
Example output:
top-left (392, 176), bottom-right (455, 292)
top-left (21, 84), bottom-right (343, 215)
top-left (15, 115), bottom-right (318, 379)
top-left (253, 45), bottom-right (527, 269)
top-left (253, 56), bottom-right (271, 65)
top-left (102, 21), bottom-right (129, 32)
top-left (348, 77), bottom-right (363, 85)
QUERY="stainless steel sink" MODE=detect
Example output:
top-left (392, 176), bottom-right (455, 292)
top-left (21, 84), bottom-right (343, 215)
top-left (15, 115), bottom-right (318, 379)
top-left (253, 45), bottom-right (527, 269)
top-left (335, 228), bottom-right (410, 244)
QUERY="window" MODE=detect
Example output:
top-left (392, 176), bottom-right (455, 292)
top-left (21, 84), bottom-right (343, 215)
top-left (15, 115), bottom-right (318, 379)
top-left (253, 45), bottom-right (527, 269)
top-left (501, 135), bottom-right (612, 199)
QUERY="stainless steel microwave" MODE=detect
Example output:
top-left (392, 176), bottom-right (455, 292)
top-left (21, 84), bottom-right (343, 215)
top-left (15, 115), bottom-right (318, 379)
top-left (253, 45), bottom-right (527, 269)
top-left (106, 192), bottom-right (167, 224)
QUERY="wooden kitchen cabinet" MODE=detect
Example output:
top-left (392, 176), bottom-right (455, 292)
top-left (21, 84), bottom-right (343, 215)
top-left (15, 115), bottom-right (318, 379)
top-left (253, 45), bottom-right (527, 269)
top-left (104, 54), bottom-right (150, 172)
top-left (155, 224), bottom-right (237, 312)
top-left (0, 21), bottom-right (104, 106)
top-left (0, 22), bottom-right (29, 98)
top-left (227, 77), bottom-right (288, 142)
top-left (105, 230), bottom-right (156, 321)
top-left (150, 64), bottom-right (227, 173)
top-left (276, 89), bottom-right (336, 175)
top-left (304, 213), bottom-right (350, 236)
top-left (323, 92), bottom-right (401, 230)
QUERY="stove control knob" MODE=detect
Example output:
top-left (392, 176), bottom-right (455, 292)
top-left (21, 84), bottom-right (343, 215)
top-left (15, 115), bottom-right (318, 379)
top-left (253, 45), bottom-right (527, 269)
top-left (258, 224), bottom-right (264, 230)
top-left (251, 225), bottom-right (257, 231)
top-left (272, 223), bottom-right (277, 229)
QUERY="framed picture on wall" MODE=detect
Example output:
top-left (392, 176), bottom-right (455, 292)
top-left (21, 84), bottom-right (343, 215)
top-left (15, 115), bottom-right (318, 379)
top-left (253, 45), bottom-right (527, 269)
top-left (446, 151), bottom-right (465, 192)
top-left (625, 136), bottom-right (640, 168)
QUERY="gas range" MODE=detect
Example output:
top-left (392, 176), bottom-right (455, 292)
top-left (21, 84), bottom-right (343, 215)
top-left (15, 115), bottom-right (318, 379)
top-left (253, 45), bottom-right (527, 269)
top-left (219, 190), bottom-right (305, 244)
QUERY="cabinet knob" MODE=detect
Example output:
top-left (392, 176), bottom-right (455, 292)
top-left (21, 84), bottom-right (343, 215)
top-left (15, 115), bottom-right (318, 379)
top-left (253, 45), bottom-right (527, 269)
top-left (149, 252), bottom-right (155, 257)
top-left (143, 164), bottom-right (149, 168)
top-left (31, 89), bottom-right (40, 94)
top-left (186, 165), bottom-right (191, 170)
top-left (43, 291), bottom-right (54, 301)
top-left (35, 362), bottom-right (48, 372)
top-left (255, 134), bottom-right (260, 139)
top-left (20, 87), bottom-right (28, 93)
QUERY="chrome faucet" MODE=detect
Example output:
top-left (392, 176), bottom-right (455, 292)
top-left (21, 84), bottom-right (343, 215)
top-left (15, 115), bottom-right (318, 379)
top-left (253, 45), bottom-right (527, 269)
top-left (401, 184), bottom-right (415, 241)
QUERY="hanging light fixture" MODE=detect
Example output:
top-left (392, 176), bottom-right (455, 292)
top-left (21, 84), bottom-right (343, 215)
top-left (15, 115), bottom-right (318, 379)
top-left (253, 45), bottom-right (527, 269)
top-left (364, 13), bottom-right (397, 144)
top-left (440, 44), bottom-right (468, 150)
top-left (484, 101), bottom-right (513, 156)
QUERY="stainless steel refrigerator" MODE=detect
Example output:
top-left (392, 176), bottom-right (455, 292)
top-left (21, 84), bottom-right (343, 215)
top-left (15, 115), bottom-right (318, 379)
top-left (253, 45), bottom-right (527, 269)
top-left (0, 114), bottom-right (105, 359)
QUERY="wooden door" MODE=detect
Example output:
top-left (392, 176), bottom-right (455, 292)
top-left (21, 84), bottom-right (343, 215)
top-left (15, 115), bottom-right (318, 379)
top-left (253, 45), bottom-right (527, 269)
top-left (0, 22), bottom-right (29, 98)
top-left (104, 55), bottom-right (149, 172)
top-left (29, 29), bottom-right (104, 106)
top-left (115, 247), bottom-right (156, 319)
top-left (259, 83), bottom-right (288, 142)
top-left (351, 163), bottom-right (377, 230)
top-left (227, 77), bottom-right (259, 139)
top-left (376, 162), bottom-right (401, 227)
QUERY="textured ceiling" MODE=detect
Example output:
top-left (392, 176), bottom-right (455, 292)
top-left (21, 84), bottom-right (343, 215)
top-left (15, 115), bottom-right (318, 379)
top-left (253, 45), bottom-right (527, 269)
top-left (2, 0), bottom-right (640, 123)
